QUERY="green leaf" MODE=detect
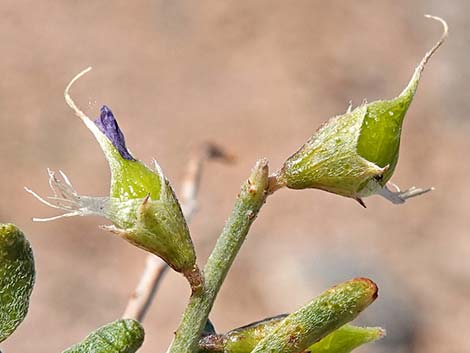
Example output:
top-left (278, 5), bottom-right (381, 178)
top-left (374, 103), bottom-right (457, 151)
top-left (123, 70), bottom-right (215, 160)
top-left (308, 324), bottom-right (384, 353)
top-left (0, 224), bottom-right (35, 342)
top-left (200, 320), bottom-right (383, 353)
top-left (62, 319), bottom-right (145, 353)
top-left (250, 278), bottom-right (378, 353)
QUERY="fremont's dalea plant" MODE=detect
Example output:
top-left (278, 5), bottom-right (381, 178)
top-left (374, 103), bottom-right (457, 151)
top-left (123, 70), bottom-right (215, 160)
top-left (0, 15), bottom-right (447, 353)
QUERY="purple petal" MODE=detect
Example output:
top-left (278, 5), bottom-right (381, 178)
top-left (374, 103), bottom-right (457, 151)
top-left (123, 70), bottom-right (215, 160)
top-left (94, 106), bottom-right (136, 161)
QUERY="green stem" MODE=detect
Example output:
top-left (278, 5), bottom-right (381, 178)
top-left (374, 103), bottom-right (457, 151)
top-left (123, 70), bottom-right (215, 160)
top-left (168, 159), bottom-right (269, 353)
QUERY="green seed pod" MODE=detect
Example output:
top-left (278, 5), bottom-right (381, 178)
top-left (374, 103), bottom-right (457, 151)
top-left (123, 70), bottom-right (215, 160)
top-left (62, 319), bottom-right (144, 353)
top-left (200, 317), bottom-right (383, 353)
top-left (0, 223), bottom-right (35, 342)
top-left (250, 278), bottom-right (378, 353)
top-left (26, 68), bottom-right (201, 290)
top-left (273, 16), bottom-right (447, 206)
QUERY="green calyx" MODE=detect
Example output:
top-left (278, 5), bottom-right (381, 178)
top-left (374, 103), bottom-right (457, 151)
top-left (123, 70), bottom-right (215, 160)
top-left (279, 103), bottom-right (386, 198)
top-left (100, 139), bottom-right (197, 283)
top-left (57, 67), bottom-right (201, 289)
top-left (65, 68), bottom-right (196, 270)
top-left (97, 138), bottom-right (195, 276)
top-left (107, 180), bottom-right (196, 275)
top-left (276, 16), bottom-right (447, 201)
top-left (62, 319), bottom-right (145, 353)
top-left (0, 223), bottom-right (35, 343)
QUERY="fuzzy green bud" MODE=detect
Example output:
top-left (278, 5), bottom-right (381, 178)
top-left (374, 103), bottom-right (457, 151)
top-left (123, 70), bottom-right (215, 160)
top-left (62, 319), bottom-right (144, 353)
top-left (0, 223), bottom-right (35, 342)
top-left (272, 16), bottom-right (447, 206)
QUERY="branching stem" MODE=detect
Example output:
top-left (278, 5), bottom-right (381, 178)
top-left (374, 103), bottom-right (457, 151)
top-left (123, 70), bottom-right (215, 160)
top-left (168, 159), bottom-right (269, 353)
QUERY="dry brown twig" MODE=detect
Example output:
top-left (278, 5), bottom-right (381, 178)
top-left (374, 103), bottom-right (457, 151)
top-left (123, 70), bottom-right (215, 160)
top-left (122, 142), bottom-right (234, 321)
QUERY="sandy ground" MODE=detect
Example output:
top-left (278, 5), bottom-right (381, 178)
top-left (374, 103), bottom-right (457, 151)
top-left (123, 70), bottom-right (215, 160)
top-left (0, 1), bottom-right (469, 352)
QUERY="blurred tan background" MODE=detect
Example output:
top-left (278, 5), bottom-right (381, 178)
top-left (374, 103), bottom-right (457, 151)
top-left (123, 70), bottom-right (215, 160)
top-left (1, 1), bottom-right (469, 352)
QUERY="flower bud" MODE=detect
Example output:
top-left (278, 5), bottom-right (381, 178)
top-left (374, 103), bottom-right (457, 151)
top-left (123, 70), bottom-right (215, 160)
top-left (272, 16), bottom-right (447, 206)
top-left (26, 68), bottom-right (200, 288)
